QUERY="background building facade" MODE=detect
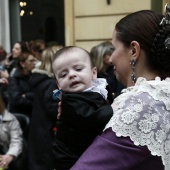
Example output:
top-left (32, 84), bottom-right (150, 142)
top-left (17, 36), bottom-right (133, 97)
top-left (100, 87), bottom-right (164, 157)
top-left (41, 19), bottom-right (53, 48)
top-left (0, 0), bottom-right (168, 53)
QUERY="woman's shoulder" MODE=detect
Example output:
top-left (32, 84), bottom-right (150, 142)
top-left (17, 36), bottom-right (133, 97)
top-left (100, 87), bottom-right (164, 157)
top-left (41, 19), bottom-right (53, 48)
top-left (105, 77), bottom-right (170, 168)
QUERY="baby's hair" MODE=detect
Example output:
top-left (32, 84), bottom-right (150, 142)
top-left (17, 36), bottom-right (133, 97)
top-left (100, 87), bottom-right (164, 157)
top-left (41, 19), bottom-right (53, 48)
top-left (53, 46), bottom-right (95, 68)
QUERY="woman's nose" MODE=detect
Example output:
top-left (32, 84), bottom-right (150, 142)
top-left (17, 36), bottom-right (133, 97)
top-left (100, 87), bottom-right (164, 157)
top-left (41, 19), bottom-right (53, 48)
top-left (109, 57), bottom-right (112, 64)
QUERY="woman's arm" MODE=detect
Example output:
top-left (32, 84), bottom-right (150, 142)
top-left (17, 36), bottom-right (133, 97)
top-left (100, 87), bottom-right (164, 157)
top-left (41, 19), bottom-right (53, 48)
top-left (6, 113), bottom-right (23, 158)
top-left (0, 111), bottom-right (23, 169)
top-left (8, 77), bottom-right (33, 107)
top-left (71, 128), bottom-right (163, 170)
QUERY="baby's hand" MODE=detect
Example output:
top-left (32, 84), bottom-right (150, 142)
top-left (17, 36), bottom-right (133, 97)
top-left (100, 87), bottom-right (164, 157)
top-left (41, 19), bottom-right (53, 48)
top-left (53, 89), bottom-right (62, 119)
top-left (57, 101), bottom-right (62, 119)
top-left (53, 89), bottom-right (62, 100)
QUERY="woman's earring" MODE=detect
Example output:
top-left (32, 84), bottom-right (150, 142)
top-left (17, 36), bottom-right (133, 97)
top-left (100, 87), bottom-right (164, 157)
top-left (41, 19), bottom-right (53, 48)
top-left (130, 59), bottom-right (136, 83)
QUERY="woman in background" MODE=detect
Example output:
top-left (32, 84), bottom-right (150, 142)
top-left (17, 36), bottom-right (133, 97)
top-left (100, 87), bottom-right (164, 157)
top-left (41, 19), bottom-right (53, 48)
top-left (0, 44), bottom-right (7, 66)
top-left (5, 42), bottom-right (29, 76)
top-left (29, 39), bottom-right (46, 68)
top-left (90, 41), bottom-right (124, 103)
top-left (8, 51), bottom-right (36, 118)
top-left (28, 46), bottom-right (62, 170)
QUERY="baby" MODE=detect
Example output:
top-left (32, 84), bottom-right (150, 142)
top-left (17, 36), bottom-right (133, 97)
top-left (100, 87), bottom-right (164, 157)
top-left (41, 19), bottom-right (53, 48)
top-left (52, 46), bottom-right (113, 170)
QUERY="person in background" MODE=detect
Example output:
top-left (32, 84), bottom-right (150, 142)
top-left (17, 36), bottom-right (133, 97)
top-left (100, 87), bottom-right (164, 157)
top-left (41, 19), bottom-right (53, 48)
top-left (8, 51), bottom-right (36, 119)
top-left (0, 75), bottom-right (9, 108)
top-left (52, 46), bottom-right (113, 170)
top-left (0, 44), bottom-right (10, 108)
top-left (90, 41), bottom-right (124, 103)
top-left (71, 6), bottom-right (170, 170)
top-left (5, 42), bottom-right (29, 76)
top-left (0, 44), bottom-right (9, 108)
top-left (50, 45), bottom-right (64, 53)
top-left (28, 46), bottom-right (62, 170)
top-left (0, 92), bottom-right (23, 170)
top-left (0, 44), bottom-right (7, 66)
top-left (28, 39), bottom-right (46, 68)
top-left (0, 44), bottom-right (8, 79)
top-left (0, 74), bottom-right (8, 106)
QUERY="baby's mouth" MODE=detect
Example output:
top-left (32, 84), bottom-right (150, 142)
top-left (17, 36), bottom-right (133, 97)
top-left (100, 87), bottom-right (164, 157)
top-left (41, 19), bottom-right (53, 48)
top-left (71, 81), bottom-right (79, 87)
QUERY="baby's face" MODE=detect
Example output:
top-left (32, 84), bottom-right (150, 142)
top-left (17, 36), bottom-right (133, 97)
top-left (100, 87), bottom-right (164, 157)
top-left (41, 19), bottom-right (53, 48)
top-left (53, 50), bottom-right (97, 92)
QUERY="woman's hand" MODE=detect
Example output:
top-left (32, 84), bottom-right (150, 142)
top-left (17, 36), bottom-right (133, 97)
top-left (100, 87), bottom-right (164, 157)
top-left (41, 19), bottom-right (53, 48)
top-left (0, 154), bottom-right (14, 169)
top-left (0, 78), bottom-right (8, 85)
top-left (0, 70), bottom-right (9, 79)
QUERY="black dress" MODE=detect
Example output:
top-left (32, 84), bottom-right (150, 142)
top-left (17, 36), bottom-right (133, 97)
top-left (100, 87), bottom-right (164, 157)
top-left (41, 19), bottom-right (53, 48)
top-left (53, 92), bottom-right (113, 170)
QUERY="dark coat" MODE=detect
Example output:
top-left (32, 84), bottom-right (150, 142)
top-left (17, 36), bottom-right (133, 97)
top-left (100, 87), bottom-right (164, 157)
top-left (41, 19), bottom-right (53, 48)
top-left (8, 69), bottom-right (34, 117)
top-left (53, 92), bottom-right (113, 170)
top-left (28, 68), bottom-right (59, 170)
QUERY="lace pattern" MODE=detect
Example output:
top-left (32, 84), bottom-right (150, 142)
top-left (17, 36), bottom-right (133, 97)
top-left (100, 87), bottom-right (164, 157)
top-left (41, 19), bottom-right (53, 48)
top-left (104, 77), bottom-right (170, 170)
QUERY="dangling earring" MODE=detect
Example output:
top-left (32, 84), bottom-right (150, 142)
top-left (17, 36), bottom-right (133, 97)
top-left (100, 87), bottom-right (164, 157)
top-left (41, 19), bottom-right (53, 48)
top-left (130, 59), bottom-right (136, 83)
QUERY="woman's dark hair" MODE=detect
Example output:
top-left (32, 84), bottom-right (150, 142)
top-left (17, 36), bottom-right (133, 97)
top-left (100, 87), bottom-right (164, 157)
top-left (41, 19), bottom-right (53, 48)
top-left (115, 10), bottom-right (170, 78)
top-left (17, 41), bottom-right (29, 53)
top-left (18, 51), bottom-right (33, 73)
top-left (29, 39), bottom-right (46, 53)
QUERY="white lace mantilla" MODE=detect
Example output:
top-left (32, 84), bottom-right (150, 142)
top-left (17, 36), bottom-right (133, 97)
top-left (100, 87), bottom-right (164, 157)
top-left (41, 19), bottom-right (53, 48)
top-left (104, 77), bottom-right (170, 170)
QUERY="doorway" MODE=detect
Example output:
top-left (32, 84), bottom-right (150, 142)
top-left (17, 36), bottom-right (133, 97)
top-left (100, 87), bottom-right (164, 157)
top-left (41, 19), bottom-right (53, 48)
top-left (19, 0), bottom-right (65, 46)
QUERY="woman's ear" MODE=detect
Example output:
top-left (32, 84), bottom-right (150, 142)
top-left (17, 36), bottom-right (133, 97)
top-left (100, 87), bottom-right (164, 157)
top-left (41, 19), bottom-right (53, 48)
top-left (130, 41), bottom-right (140, 61)
top-left (92, 67), bottom-right (97, 79)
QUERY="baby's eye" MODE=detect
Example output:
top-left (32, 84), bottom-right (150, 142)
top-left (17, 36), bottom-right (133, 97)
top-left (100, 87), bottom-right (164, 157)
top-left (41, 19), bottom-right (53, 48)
top-left (75, 67), bottom-right (83, 71)
top-left (60, 72), bottom-right (67, 78)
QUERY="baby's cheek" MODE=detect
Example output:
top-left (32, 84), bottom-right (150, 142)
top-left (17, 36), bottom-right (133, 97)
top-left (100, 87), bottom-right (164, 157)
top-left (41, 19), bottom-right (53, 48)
top-left (60, 81), bottom-right (68, 90)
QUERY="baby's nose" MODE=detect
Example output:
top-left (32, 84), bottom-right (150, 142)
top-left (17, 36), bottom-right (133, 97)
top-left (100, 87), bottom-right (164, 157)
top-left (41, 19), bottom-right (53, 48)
top-left (69, 70), bottom-right (76, 78)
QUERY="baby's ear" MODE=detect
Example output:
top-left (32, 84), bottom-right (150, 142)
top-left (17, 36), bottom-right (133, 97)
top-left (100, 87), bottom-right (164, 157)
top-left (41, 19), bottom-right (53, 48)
top-left (92, 67), bottom-right (97, 79)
